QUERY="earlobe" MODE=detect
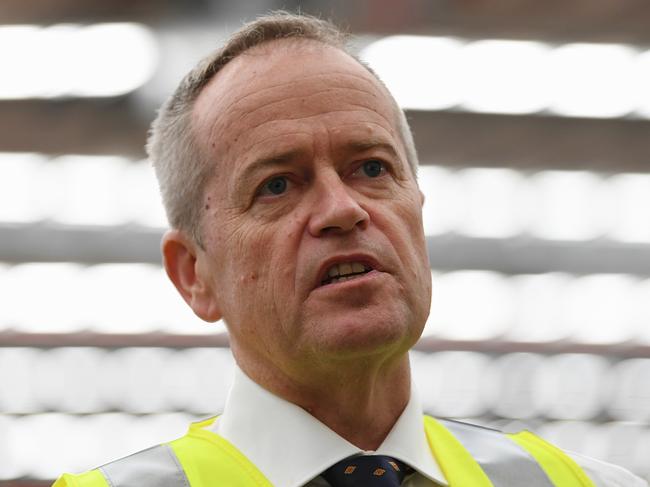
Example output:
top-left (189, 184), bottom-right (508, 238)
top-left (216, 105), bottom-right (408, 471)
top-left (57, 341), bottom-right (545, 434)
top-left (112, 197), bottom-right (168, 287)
top-left (161, 229), bottom-right (222, 322)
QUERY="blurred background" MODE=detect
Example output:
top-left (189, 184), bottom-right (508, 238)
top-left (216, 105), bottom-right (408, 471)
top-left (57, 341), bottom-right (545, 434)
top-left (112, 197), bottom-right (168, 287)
top-left (1, 0), bottom-right (650, 484)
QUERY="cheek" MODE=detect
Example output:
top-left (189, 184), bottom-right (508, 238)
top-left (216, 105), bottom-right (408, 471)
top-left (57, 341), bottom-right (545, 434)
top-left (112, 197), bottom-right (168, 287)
top-left (203, 219), bottom-right (268, 306)
top-left (378, 195), bottom-right (429, 279)
top-left (391, 195), bottom-right (427, 245)
top-left (221, 218), bottom-right (300, 301)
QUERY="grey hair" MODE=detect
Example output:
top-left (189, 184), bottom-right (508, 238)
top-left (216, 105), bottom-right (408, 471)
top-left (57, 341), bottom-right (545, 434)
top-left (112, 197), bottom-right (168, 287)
top-left (147, 11), bottom-right (418, 247)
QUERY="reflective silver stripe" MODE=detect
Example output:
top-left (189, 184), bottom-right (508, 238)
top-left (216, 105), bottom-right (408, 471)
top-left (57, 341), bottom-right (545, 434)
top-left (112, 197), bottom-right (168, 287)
top-left (439, 419), bottom-right (555, 487)
top-left (99, 444), bottom-right (190, 487)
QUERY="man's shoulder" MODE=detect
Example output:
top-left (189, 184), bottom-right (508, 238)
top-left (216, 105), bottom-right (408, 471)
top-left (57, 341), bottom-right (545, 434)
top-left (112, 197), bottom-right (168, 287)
top-left (430, 417), bottom-right (647, 487)
top-left (52, 469), bottom-right (109, 487)
top-left (52, 417), bottom-right (274, 487)
top-left (52, 444), bottom-right (181, 487)
top-left (51, 422), bottom-right (201, 487)
top-left (567, 450), bottom-right (648, 487)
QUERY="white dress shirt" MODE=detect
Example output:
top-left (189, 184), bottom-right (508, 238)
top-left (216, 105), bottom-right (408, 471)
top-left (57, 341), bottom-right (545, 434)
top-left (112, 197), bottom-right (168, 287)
top-left (212, 365), bottom-right (647, 487)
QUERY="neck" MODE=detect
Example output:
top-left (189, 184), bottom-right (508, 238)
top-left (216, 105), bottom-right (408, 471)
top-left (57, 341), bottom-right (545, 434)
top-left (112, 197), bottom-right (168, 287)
top-left (236, 349), bottom-right (412, 451)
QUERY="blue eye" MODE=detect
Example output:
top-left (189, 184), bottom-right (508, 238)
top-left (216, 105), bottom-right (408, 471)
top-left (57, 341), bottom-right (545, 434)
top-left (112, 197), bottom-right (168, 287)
top-left (362, 160), bottom-right (384, 177)
top-left (263, 176), bottom-right (287, 195)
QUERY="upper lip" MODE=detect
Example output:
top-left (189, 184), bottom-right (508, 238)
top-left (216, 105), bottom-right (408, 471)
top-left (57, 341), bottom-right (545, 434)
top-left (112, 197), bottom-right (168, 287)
top-left (315, 253), bottom-right (383, 289)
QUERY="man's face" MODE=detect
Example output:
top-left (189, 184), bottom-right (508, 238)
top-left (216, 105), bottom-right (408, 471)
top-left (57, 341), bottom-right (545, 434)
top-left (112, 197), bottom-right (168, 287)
top-left (191, 41), bottom-right (431, 376)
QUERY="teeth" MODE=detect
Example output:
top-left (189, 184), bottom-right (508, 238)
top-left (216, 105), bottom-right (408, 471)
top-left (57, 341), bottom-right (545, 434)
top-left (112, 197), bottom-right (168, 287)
top-left (331, 275), bottom-right (351, 283)
top-left (339, 262), bottom-right (352, 275)
top-left (324, 261), bottom-right (373, 284)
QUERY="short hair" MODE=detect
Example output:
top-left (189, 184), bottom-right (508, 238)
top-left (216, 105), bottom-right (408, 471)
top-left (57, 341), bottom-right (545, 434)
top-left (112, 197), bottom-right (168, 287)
top-left (147, 11), bottom-right (419, 247)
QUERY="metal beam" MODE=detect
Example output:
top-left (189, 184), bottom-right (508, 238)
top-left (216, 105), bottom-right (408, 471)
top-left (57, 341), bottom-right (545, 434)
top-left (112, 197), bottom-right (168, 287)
top-left (1, 100), bottom-right (650, 172)
top-left (0, 331), bottom-right (230, 349)
top-left (2, 331), bottom-right (649, 359)
top-left (0, 99), bottom-right (150, 158)
top-left (2, 223), bottom-right (650, 275)
top-left (0, 0), bottom-right (173, 24)
top-left (426, 234), bottom-right (650, 275)
top-left (408, 110), bottom-right (650, 172)
top-left (2, 0), bottom-right (650, 44)
top-left (0, 223), bottom-right (162, 264)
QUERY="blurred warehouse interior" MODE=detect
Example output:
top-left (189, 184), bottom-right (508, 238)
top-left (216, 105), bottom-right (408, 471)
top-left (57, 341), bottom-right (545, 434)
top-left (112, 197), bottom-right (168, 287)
top-left (1, 0), bottom-right (650, 484)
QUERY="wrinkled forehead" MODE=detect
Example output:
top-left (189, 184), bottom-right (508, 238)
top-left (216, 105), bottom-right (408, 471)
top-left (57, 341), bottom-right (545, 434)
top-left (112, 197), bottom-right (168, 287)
top-left (191, 39), bottom-right (400, 149)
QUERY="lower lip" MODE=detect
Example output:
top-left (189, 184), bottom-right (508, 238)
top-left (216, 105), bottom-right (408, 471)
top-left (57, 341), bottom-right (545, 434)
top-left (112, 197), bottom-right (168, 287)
top-left (316, 269), bottom-right (382, 291)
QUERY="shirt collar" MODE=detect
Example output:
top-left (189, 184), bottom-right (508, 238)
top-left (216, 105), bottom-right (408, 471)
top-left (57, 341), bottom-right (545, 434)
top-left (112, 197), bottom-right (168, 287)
top-left (212, 363), bottom-right (448, 487)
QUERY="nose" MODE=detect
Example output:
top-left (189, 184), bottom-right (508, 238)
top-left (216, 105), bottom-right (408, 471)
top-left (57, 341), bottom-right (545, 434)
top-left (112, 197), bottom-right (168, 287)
top-left (307, 175), bottom-right (369, 237)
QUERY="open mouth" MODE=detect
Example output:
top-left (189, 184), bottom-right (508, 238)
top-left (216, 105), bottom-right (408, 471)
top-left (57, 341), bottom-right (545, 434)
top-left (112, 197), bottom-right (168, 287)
top-left (320, 262), bottom-right (373, 287)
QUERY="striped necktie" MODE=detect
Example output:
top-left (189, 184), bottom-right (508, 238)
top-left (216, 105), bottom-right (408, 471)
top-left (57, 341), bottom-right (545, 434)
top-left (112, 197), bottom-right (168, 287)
top-left (322, 455), bottom-right (411, 486)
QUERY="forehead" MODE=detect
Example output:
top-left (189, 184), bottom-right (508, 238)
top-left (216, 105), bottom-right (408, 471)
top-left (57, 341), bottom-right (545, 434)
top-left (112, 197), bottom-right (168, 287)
top-left (192, 40), bottom-right (401, 161)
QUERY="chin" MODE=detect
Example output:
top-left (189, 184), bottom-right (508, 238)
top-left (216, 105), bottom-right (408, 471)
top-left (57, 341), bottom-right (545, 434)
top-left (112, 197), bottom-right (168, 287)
top-left (308, 312), bottom-right (417, 359)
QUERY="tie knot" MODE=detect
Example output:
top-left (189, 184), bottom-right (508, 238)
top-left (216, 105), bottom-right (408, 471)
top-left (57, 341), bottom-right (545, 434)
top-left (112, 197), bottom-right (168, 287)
top-left (322, 455), bottom-right (411, 486)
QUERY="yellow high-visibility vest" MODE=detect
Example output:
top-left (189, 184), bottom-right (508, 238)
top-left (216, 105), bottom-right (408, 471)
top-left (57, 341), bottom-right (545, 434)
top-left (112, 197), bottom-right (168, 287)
top-left (53, 416), bottom-right (595, 487)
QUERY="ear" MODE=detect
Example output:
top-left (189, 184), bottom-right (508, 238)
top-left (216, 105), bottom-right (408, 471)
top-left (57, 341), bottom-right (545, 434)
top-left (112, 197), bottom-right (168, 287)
top-left (419, 189), bottom-right (425, 207)
top-left (161, 229), bottom-right (222, 322)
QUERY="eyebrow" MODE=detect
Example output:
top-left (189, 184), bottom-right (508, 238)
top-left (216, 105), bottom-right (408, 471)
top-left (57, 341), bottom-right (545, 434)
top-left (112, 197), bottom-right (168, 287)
top-left (344, 138), bottom-right (400, 159)
top-left (235, 148), bottom-right (306, 193)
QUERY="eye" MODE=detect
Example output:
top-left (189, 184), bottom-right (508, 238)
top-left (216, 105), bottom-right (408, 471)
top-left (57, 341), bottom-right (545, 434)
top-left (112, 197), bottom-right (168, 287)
top-left (361, 159), bottom-right (385, 178)
top-left (259, 176), bottom-right (289, 196)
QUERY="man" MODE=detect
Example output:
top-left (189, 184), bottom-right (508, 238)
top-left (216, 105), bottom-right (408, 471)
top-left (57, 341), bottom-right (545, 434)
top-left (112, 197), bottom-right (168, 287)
top-left (54, 12), bottom-right (646, 487)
